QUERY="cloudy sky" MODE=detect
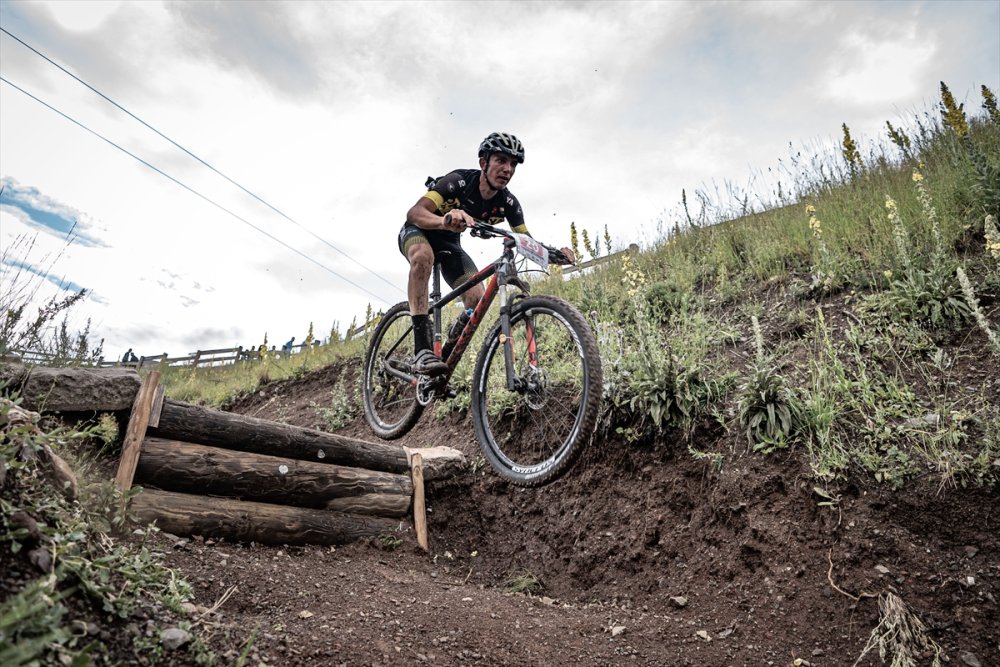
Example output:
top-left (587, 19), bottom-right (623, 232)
top-left (1, 0), bottom-right (998, 360)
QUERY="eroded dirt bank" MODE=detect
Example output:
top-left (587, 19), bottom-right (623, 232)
top-left (143, 360), bottom-right (1000, 666)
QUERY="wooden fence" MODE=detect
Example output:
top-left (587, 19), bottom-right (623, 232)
top-left (9, 317), bottom-right (383, 370)
top-left (561, 243), bottom-right (640, 275)
top-left (9, 248), bottom-right (631, 370)
top-left (14, 340), bottom-right (343, 371)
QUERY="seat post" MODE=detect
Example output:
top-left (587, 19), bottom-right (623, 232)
top-left (431, 262), bottom-right (443, 353)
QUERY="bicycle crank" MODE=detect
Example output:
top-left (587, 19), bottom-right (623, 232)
top-left (416, 376), bottom-right (456, 406)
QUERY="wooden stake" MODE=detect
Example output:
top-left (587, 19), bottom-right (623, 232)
top-left (114, 371), bottom-right (160, 492)
top-left (148, 384), bottom-right (166, 428)
top-left (410, 452), bottom-right (428, 551)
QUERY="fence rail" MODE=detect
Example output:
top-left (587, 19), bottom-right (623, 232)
top-left (11, 341), bottom-right (330, 371)
top-left (562, 243), bottom-right (639, 275)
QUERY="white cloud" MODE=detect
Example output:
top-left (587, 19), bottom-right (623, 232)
top-left (1, 0), bottom-right (997, 357)
top-left (823, 25), bottom-right (937, 107)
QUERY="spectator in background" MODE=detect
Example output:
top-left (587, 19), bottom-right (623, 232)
top-left (122, 348), bottom-right (138, 364)
top-left (282, 337), bottom-right (296, 355)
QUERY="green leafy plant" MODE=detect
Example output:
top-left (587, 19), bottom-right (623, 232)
top-left (378, 534), bottom-right (402, 551)
top-left (1, 397), bottom-right (199, 665)
top-left (644, 280), bottom-right (688, 323)
top-left (314, 378), bottom-right (358, 431)
top-left (502, 568), bottom-right (543, 595)
top-left (868, 181), bottom-right (970, 330)
top-left (737, 317), bottom-right (804, 452)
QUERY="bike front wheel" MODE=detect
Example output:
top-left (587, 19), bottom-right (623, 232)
top-left (471, 295), bottom-right (602, 486)
top-left (362, 301), bottom-right (424, 439)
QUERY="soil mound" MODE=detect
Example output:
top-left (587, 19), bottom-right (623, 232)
top-left (181, 356), bottom-right (1000, 666)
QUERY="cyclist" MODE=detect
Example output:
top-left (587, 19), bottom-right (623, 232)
top-left (398, 132), bottom-right (575, 376)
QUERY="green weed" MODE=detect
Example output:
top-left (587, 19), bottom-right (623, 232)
top-left (737, 317), bottom-right (804, 452)
top-left (502, 569), bottom-right (543, 595)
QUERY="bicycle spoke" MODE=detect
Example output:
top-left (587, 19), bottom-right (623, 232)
top-left (477, 304), bottom-right (588, 473)
top-left (362, 303), bottom-right (424, 438)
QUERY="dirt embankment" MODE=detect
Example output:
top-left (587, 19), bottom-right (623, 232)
top-left (146, 358), bottom-right (1000, 667)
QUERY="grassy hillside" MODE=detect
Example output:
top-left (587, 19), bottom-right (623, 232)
top-left (165, 81), bottom-right (1000, 491)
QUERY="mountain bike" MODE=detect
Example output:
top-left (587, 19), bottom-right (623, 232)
top-left (362, 221), bottom-right (602, 486)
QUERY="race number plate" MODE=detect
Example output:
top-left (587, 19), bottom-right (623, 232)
top-left (511, 233), bottom-right (549, 271)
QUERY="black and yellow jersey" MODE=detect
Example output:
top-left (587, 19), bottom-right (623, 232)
top-left (418, 169), bottom-right (528, 235)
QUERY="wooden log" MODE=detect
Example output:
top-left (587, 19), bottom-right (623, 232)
top-left (326, 494), bottom-right (410, 517)
top-left (410, 452), bottom-right (428, 551)
top-left (1, 363), bottom-right (141, 412)
top-left (136, 437), bottom-right (412, 517)
top-left (404, 445), bottom-right (467, 481)
top-left (130, 488), bottom-right (400, 546)
top-left (151, 398), bottom-right (412, 474)
top-left (115, 372), bottom-right (160, 492)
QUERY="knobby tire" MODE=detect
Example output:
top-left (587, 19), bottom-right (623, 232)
top-left (362, 301), bottom-right (424, 439)
top-left (471, 295), bottom-right (602, 486)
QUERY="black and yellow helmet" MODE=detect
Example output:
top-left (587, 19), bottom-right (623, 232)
top-left (478, 132), bottom-right (525, 164)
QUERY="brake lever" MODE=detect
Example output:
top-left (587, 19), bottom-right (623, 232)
top-left (545, 246), bottom-right (572, 266)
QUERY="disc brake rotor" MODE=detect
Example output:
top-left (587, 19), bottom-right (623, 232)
top-left (524, 367), bottom-right (548, 410)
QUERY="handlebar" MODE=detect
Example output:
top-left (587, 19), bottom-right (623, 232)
top-left (468, 221), bottom-right (574, 266)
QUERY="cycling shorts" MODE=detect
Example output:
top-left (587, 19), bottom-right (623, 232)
top-left (398, 224), bottom-right (478, 288)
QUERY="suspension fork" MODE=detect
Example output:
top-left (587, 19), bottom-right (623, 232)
top-left (496, 260), bottom-right (533, 392)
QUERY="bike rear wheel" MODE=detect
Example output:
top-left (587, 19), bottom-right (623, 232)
top-left (471, 295), bottom-right (602, 486)
top-left (362, 301), bottom-right (424, 439)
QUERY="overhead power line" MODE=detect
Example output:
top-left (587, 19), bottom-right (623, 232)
top-left (0, 27), bottom-right (404, 298)
top-left (0, 75), bottom-right (393, 306)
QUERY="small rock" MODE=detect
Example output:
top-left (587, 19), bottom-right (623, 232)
top-left (40, 443), bottom-right (77, 499)
top-left (669, 596), bottom-right (688, 608)
top-left (875, 565), bottom-right (891, 575)
top-left (903, 413), bottom-right (940, 429)
top-left (10, 511), bottom-right (40, 542)
top-left (611, 626), bottom-right (626, 637)
top-left (717, 627), bottom-right (734, 639)
top-left (160, 627), bottom-right (191, 650)
top-left (28, 547), bottom-right (52, 573)
top-left (812, 648), bottom-right (825, 656)
top-left (298, 610), bottom-right (314, 619)
top-left (960, 651), bottom-right (981, 667)
top-left (540, 596), bottom-right (556, 606)
top-left (963, 546), bottom-right (979, 558)
top-left (696, 630), bottom-right (712, 641)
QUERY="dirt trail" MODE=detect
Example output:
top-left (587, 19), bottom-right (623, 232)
top-left (135, 360), bottom-right (1000, 666)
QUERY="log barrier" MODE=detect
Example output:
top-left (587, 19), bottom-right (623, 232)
top-left (2, 363), bottom-right (463, 547)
